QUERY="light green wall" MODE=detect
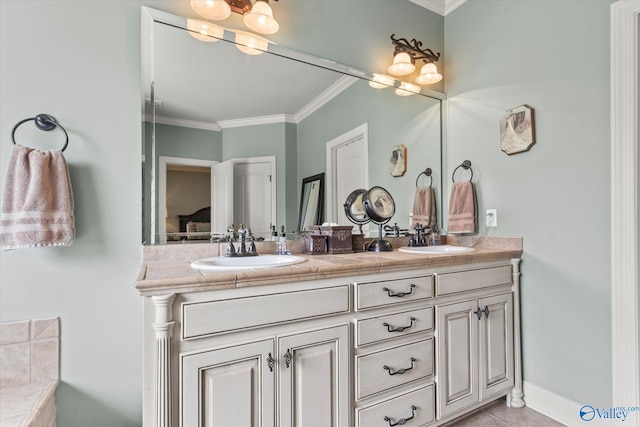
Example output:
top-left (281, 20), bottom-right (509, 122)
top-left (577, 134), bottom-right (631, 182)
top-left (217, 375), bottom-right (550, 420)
top-left (144, 123), bottom-right (222, 242)
top-left (445, 0), bottom-right (613, 406)
top-left (297, 80), bottom-right (442, 229)
top-left (3, 0), bottom-right (615, 425)
top-left (222, 123), bottom-right (291, 229)
top-left (0, 4), bottom-right (441, 423)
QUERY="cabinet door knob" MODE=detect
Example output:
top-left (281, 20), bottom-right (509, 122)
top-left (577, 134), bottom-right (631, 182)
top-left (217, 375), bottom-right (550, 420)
top-left (383, 357), bottom-right (416, 376)
top-left (384, 405), bottom-right (417, 426)
top-left (283, 349), bottom-right (292, 368)
top-left (382, 283), bottom-right (416, 298)
top-left (383, 317), bottom-right (416, 333)
top-left (474, 308), bottom-right (483, 320)
top-left (482, 306), bottom-right (490, 318)
top-left (266, 353), bottom-right (275, 372)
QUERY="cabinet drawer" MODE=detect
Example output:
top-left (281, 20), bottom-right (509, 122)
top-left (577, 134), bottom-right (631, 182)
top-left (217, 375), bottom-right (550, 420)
top-left (181, 285), bottom-right (349, 339)
top-left (357, 384), bottom-right (434, 427)
top-left (356, 338), bottom-right (434, 400)
top-left (356, 276), bottom-right (433, 310)
top-left (436, 266), bottom-right (511, 296)
top-left (356, 308), bottom-right (433, 347)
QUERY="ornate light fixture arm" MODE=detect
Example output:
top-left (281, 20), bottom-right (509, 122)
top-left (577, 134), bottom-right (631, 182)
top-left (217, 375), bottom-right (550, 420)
top-left (391, 33), bottom-right (440, 64)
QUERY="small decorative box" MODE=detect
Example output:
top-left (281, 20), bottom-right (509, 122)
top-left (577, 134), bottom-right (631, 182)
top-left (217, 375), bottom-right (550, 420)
top-left (309, 225), bottom-right (354, 254)
top-left (352, 234), bottom-right (365, 252)
top-left (304, 235), bottom-right (328, 255)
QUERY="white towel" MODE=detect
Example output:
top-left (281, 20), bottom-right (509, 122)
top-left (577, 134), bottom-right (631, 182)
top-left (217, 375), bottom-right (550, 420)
top-left (412, 187), bottom-right (437, 228)
top-left (447, 181), bottom-right (476, 234)
top-left (1, 145), bottom-right (75, 250)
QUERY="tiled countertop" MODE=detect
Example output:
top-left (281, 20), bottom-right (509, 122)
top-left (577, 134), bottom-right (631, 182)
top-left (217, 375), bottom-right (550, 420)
top-left (0, 381), bottom-right (57, 427)
top-left (136, 237), bottom-right (522, 296)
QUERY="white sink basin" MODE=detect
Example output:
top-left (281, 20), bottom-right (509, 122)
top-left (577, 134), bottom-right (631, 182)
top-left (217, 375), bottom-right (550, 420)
top-left (398, 245), bottom-right (475, 254)
top-left (191, 255), bottom-right (306, 271)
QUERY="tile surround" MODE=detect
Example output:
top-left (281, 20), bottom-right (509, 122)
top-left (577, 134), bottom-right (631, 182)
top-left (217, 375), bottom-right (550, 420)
top-left (0, 318), bottom-right (59, 427)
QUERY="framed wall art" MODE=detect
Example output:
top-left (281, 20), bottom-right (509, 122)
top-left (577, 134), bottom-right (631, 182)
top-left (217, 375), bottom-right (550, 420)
top-left (390, 144), bottom-right (407, 177)
top-left (500, 104), bottom-right (535, 155)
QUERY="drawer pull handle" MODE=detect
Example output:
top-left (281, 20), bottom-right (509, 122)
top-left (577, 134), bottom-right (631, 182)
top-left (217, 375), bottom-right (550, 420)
top-left (483, 306), bottom-right (490, 318)
top-left (382, 284), bottom-right (416, 298)
top-left (384, 405), bottom-right (417, 426)
top-left (266, 353), bottom-right (275, 372)
top-left (383, 357), bottom-right (416, 375)
top-left (283, 349), bottom-right (292, 368)
top-left (383, 317), bottom-right (416, 333)
top-left (474, 308), bottom-right (483, 320)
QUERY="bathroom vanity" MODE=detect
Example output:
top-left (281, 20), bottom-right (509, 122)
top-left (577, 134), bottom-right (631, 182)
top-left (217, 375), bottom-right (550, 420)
top-left (136, 239), bottom-right (524, 427)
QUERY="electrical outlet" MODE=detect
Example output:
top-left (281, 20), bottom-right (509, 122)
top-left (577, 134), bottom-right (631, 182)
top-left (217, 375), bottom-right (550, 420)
top-left (486, 209), bottom-right (498, 227)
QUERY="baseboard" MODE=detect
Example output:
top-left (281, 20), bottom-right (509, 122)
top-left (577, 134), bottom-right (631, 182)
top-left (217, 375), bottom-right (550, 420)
top-left (523, 381), bottom-right (622, 426)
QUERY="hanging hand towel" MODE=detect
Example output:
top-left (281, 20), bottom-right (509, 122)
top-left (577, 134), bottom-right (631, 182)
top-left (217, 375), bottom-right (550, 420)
top-left (447, 181), bottom-right (476, 234)
top-left (412, 187), bottom-right (437, 228)
top-left (1, 145), bottom-right (75, 250)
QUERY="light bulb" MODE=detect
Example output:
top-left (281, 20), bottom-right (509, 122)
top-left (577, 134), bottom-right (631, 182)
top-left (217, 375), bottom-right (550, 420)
top-left (190, 0), bottom-right (231, 20)
top-left (243, 1), bottom-right (279, 35)
top-left (395, 82), bottom-right (420, 96)
top-left (234, 30), bottom-right (269, 55)
top-left (187, 19), bottom-right (224, 42)
top-left (415, 62), bottom-right (442, 85)
top-left (387, 52), bottom-right (415, 76)
top-left (368, 74), bottom-right (395, 89)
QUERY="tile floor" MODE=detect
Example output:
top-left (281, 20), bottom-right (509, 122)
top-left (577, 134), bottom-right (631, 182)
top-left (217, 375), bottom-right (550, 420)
top-left (446, 398), bottom-right (566, 426)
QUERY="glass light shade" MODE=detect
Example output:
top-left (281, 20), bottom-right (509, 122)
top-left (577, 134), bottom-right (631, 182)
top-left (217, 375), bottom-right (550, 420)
top-left (187, 19), bottom-right (224, 42)
top-left (243, 1), bottom-right (279, 35)
top-left (395, 82), bottom-right (420, 96)
top-left (387, 52), bottom-right (415, 76)
top-left (415, 62), bottom-right (443, 85)
top-left (191, 0), bottom-right (231, 20)
top-left (368, 74), bottom-right (395, 89)
top-left (234, 30), bottom-right (269, 55)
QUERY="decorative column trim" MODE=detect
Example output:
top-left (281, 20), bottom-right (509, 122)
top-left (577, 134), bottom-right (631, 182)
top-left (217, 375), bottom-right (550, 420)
top-left (509, 258), bottom-right (525, 408)
top-left (152, 294), bottom-right (176, 427)
top-left (611, 0), bottom-right (640, 416)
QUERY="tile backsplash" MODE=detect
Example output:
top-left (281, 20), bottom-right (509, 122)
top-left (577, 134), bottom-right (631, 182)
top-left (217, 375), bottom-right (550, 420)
top-left (0, 318), bottom-right (60, 388)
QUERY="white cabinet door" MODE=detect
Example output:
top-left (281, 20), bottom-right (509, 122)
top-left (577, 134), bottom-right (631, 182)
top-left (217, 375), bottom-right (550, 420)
top-left (479, 293), bottom-right (514, 400)
top-left (278, 325), bottom-right (350, 427)
top-left (182, 340), bottom-right (276, 427)
top-left (436, 299), bottom-right (478, 419)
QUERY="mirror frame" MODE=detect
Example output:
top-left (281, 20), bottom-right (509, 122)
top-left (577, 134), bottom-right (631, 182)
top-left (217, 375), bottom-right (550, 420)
top-left (141, 6), bottom-right (447, 245)
top-left (297, 173), bottom-right (325, 232)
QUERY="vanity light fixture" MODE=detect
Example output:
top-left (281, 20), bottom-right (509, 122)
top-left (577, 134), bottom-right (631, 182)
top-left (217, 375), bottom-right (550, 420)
top-left (186, 19), bottom-right (225, 42)
top-left (387, 34), bottom-right (441, 85)
top-left (191, 0), bottom-right (280, 35)
top-left (368, 73), bottom-right (396, 89)
top-left (415, 62), bottom-right (442, 85)
top-left (190, 0), bottom-right (231, 20)
top-left (395, 81), bottom-right (421, 97)
top-left (234, 30), bottom-right (269, 55)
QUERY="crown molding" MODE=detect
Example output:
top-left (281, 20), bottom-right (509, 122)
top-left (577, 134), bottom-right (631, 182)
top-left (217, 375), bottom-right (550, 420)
top-left (217, 114), bottom-right (296, 129)
top-left (409, 0), bottom-right (467, 16)
top-left (151, 75), bottom-right (358, 131)
top-left (154, 115), bottom-right (221, 132)
top-left (295, 75), bottom-right (359, 123)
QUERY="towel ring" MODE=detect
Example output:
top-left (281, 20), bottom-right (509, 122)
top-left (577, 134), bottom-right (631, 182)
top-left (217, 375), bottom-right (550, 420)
top-left (415, 168), bottom-right (433, 188)
top-left (11, 114), bottom-right (69, 152)
top-left (452, 160), bottom-right (473, 182)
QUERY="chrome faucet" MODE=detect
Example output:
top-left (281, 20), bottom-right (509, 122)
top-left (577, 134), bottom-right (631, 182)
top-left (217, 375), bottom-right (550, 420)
top-left (408, 223), bottom-right (431, 247)
top-left (225, 224), bottom-right (259, 257)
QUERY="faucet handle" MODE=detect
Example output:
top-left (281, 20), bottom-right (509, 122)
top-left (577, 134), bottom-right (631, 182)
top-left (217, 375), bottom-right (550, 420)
top-left (225, 240), bottom-right (236, 257)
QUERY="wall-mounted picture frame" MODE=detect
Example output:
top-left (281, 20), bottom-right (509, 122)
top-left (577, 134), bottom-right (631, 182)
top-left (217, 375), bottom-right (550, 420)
top-left (390, 144), bottom-right (407, 177)
top-left (500, 104), bottom-right (535, 155)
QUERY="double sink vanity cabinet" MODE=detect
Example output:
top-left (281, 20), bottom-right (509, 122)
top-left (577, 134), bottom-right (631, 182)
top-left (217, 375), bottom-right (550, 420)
top-left (136, 243), bottom-right (525, 427)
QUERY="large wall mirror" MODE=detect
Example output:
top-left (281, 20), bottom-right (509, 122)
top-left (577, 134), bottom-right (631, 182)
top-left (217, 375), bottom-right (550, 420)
top-left (142, 7), bottom-right (444, 245)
